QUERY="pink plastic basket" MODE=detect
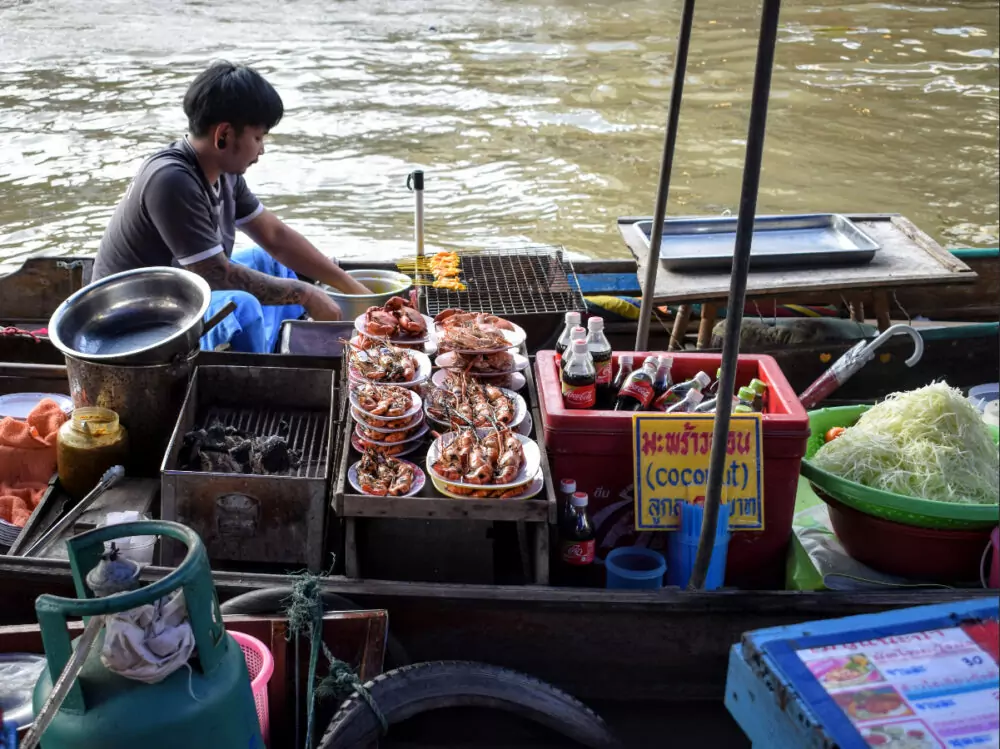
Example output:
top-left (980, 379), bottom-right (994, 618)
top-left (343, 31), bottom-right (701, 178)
top-left (229, 630), bottom-right (274, 744)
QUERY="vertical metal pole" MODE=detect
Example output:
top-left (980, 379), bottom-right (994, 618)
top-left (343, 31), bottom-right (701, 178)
top-left (407, 169), bottom-right (426, 314)
top-left (634, 0), bottom-right (697, 351)
top-left (688, 0), bottom-right (782, 590)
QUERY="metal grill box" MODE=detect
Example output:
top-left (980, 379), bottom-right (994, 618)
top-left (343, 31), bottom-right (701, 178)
top-left (161, 365), bottom-right (338, 570)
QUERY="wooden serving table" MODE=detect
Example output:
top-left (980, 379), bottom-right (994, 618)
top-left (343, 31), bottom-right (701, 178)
top-left (618, 214), bottom-right (978, 349)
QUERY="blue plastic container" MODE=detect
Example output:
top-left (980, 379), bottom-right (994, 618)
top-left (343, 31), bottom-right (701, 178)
top-left (605, 546), bottom-right (666, 589)
top-left (667, 501), bottom-right (731, 590)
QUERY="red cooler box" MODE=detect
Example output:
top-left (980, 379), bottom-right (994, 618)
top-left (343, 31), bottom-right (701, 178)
top-left (536, 351), bottom-right (810, 589)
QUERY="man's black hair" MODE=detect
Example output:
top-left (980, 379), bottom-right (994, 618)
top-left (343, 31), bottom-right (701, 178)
top-left (183, 61), bottom-right (284, 137)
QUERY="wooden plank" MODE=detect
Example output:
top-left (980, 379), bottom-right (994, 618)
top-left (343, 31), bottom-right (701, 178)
top-left (533, 522), bottom-right (550, 585)
top-left (697, 303), bottom-right (718, 349)
top-left (621, 214), bottom-right (978, 304)
top-left (344, 518), bottom-right (359, 578)
top-left (342, 492), bottom-right (551, 521)
top-left (872, 291), bottom-right (891, 331)
top-left (670, 305), bottom-right (692, 350)
top-left (0, 257), bottom-right (91, 322)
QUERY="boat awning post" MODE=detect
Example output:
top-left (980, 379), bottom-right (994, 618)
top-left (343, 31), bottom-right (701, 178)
top-left (689, 0), bottom-right (782, 590)
top-left (633, 0), bottom-right (697, 351)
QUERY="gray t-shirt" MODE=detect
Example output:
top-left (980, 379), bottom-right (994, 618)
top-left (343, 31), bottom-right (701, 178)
top-left (92, 138), bottom-right (263, 281)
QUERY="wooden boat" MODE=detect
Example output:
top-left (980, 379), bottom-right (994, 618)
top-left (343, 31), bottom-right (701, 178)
top-left (0, 253), bottom-right (997, 740)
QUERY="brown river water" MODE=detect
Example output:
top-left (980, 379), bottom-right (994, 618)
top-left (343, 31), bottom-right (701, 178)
top-left (0, 0), bottom-right (997, 272)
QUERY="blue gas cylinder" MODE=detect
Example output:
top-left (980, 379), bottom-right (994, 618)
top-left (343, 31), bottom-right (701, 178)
top-left (32, 521), bottom-right (262, 749)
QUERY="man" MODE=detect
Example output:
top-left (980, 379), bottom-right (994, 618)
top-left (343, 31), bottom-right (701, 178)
top-left (92, 61), bottom-right (369, 352)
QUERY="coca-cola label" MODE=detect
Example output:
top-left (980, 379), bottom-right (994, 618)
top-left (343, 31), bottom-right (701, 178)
top-left (618, 378), bottom-right (654, 408)
top-left (562, 381), bottom-right (596, 409)
top-left (594, 359), bottom-right (612, 386)
top-left (561, 539), bottom-right (596, 565)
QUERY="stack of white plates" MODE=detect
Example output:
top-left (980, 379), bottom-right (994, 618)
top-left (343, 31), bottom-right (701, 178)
top-left (0, 519), bottom-right (23, 547)
top-left (348, 385), bottom-right (428, 458)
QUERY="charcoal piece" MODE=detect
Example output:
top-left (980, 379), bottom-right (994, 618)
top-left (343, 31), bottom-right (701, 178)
top-left (179, 417), bottom-right (303, 475)
top-left (228, 438), bottom-right (254, 470)
top-left (199, 451), bottom-right (242, 474)
top-left (254, 435), bottom-right (298, 474)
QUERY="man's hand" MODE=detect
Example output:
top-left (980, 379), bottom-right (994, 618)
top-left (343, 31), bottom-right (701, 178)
top-left (302, 286), bottom-right (343, 321)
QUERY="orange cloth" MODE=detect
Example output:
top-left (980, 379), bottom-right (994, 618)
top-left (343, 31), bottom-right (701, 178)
top-left (0, 398), bottom-right (69, 526)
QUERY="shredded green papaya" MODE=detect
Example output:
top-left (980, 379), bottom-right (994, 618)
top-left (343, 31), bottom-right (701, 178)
top-left (813, 382), bottom-right (999, 505)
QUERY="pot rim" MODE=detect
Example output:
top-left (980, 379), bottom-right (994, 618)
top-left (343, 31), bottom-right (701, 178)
top-left (48, 267), bottom-right (211, 363)
top-left (323, 269), bottom-right (413, 301)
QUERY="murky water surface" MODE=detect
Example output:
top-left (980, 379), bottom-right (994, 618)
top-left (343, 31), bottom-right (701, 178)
top-left (1, 0), bottom-right (997, 271)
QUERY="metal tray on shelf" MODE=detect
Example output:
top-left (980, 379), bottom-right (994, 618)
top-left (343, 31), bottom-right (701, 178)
top-left (634, 213), bottom-right (880, 271)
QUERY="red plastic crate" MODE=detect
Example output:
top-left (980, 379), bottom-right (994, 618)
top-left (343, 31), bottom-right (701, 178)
top-left (536, 351), bottom-right (810, 589)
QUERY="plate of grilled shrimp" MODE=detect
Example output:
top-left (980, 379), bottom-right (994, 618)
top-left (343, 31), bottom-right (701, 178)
top-left (433, 309), bottom-right (526, 354)
top-left (423, 378), bottom-right (527, 431)
top-left (354, 420), bottom-right (430, 446)
top-left (430, 471), bottom-right (544, 500)
top-left (431, 369), bottom-right (527, 391)
top-left (351, 433), bottom-right (423, 457)
top-left (426, 425), bottom-right (540, 489)
top-left (350, 383), bottom-right (422, 421)
top-left (354, 294), bottom-right (434, 343)
top-left (349, 449), bottom-right (425, 497)
top-left (346, 338), bottom-right (431, 387)
top-left (434, 349), bottom-right (529, 376)
top-left (350, 408), bottom-right (423, 432)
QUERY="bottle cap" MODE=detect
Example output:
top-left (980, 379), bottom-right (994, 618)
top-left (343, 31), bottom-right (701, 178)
top-left (560, 478), bottom-right (577, 494)
top-left (749, 378), bottom-right (768, 394)
top-left (644, 355), bottom-right (659, 369)
top-left (587, 316), bottom-right (604, 332)
top-left (571, 325), bottom-right (587, 341)
top-left (565, 311), bottom-right (581, 325)
top-left (738, 386), bottom-right (756, 401)
top-left (573, 339), bottom-right (589, 354)
top-left (571, 491), bottom-right (588, 507)
top-left (693, 371), bottom-right (711, 389)
top-left (687, 390), bottom-right (704, 405)
top-left (660, 356), bottom-right (673, 370)
top-left (619, 353), bottom-right (633, 366)
top-left (716, 367), bottom-right (723, 378)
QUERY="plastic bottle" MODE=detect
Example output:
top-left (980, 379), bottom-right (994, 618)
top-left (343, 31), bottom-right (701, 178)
top-left (613, 356), bottom-right (659, 411)
top-left (561, 326), bottom-right (588, 371)
top-left (561, 339), bottom-right (596, 409)
top-left (610, 354), bottom-right (634, 404)
top-left (734, 386), bottom-right (757, 413)
top-left (586, 317), bottom-right (614, 408)
top-left (652, 371), bottom-right (712, 412)
top-left (749, 378), bottom-right (768, 412)
top-left (554, 311), bottom-right (581, 366)
top-left (559, 478), bottom-right (577, 524)
top-left (652, 356), bottom-right (674, 401)
top-left (559, 491), bottom-right (595, 586)
top-left (665, 389), bottom-right (705, 413)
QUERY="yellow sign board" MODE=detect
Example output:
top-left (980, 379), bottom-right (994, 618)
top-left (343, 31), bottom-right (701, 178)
top-left (632, 413), bottom-right (764, 531)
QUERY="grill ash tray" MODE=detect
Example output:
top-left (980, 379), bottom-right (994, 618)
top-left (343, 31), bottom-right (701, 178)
top-left (161, 365), bottom-right (338, 570)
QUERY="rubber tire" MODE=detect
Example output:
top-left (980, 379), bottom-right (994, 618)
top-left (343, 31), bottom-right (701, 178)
top-left (218, 586), bottom-right (411, 667)
top-left (317, 660), bottom-right (621, 749)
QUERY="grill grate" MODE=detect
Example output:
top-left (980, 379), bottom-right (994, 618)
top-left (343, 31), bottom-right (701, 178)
top-left (201, 407), bottom-right (330, 479)
top-left (422, 246), bottom-right (586, 318)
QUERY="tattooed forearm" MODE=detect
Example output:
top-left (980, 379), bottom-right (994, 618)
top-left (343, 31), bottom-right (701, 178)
top-left (187, 254), bottom-right (312, 306)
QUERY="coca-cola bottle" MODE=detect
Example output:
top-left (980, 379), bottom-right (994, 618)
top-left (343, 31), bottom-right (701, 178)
top-left (561, 326), bottom-right (588, 371)
top-left (559, 478), bottom-right (577, 524)
top-left (652, 356), bottom-right (674, 401)
top-left (554, 311), bottom-right (581, 367)
top-left (613, 356), bottom-right (658, 411)
top-left (586, 317), bottom-right (613, 408)
top-left (561, 339), bottom-right (596, 409)
top-left (610, 354), bottom-right (634, 404)
top-left (559, 491), bottom-right (595, 586)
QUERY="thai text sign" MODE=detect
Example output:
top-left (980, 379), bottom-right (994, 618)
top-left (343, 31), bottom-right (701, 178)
top-left (633, 413), bottom-right (764, 531)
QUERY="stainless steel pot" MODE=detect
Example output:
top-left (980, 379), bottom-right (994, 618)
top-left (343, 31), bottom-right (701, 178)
top-left (323, 269), bottom-right (413, 320)
top-left (48, 267), bottom-right (212, 365)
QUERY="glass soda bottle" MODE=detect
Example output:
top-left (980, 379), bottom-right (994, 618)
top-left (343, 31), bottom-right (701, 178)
top-left (559, 491), bottom-right (595, 586)
top-left (561, 338), bottom-right (596, 409)
top-left (652, 356), bottom-right (674, 400)
top-left (653, 371), bottom-right (712, 411)
top-left (613, 356), bottom-right (659, 411)
top-left (610, 354), bottom-right (634, 405)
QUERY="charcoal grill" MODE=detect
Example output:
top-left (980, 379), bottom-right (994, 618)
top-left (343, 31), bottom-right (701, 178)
top-left (161, 365), bottom-right (337, 571)
top-left (421, 247), bottom-right (585, 351)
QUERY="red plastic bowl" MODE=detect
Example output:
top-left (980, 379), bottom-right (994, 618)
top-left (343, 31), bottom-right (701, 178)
top-left (818, 489), bottom-right (994, 583)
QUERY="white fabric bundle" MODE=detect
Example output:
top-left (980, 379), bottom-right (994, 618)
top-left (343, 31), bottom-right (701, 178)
top-left (100, 590), bottom-right (195, 684)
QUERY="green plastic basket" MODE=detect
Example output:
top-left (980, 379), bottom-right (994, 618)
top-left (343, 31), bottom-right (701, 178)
top-left (800, 405), bottom-right (1000, 530)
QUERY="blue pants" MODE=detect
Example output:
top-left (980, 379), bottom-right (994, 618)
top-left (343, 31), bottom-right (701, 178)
top-left (199, 247), bottom-right (306, 354)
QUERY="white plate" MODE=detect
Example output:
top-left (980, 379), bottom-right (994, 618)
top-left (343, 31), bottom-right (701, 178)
top-left (0, 392), bottom-right (74, 420)
top-left (431, 369), bottom-right (527, 392)
top-left (354, 311), bottom-right (435, 344)
top-left (351, 433), bottom-right (424, 458)
top-left (430, 470), bottom-right (544, 500)
top-left (516, 411), bottom-right (533, 437)
top-left (350, 407), bottom-right (423, 433)
top-left (435, 326), bottom-right (525, 355)
top-left (348, 349), bottom-right (431, 388)
top-left (434, 350), bottom-right (529, 375)
top-left (349, 385), bottom-right (422, 421)
top-left (424, 387), bottom-right (527, 431)
top-left (426, 431), bottom-right (541, 489)
top-left (354, 421), bottom-right (430, 446)
top-left (349, 458), bottom-right (425, 497)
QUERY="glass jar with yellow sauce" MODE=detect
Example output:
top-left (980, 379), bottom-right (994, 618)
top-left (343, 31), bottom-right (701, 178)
top-left (56, 407), bottom-right (129, 500)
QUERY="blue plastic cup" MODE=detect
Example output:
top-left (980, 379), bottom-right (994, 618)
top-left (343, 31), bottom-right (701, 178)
top-left (667, 501), bottom-right (731, 590)
top-left (605, 546), bottom-right (667, 589)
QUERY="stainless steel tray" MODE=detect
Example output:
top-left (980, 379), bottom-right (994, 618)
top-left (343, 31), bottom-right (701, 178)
top-left (634, 214), bottom-right (880, 271)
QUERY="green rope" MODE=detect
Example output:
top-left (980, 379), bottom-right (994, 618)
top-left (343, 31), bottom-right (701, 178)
top-left (283, 571), bottom-right (388, 746)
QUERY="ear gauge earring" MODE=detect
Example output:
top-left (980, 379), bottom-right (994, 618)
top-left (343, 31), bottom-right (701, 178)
top-left (217, 138), bottom-right (226, 149)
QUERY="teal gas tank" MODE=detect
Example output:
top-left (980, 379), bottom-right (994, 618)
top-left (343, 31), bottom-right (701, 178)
top-left (32, 521), bottom-right (263, 749)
